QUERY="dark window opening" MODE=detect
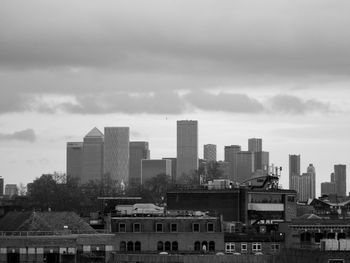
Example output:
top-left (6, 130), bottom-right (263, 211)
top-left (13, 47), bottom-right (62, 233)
top-left (135, 241), bottom-right (141, 252)
top-left (209, 241), bottom-right (215, 252)
top-left (127, 242), bottom-right (134, 252)
top-left (193, 223), bottom-right (200, 232)
top-left (172, 241), bottom-right (178, 251)
top-left (194, 241), bottom-right (201, 252)
top-left (120, 241), bottom-right (126, 252)
top-left (157, 241), bottom-right (164, 251)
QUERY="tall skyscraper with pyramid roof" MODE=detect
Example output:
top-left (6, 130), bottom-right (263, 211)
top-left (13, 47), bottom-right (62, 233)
top-left (81, 127), bottom-right (104, 184)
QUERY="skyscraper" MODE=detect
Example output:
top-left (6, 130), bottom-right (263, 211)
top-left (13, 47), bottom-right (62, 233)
top-left (203, 144), bottom-right (217, 162)
top-left (104, 127), bottom-right (129, 185)
top-left (224, 145), bottom-right (241, 182)
top-left (129, 141), bottom-right (150, 187)
top-left (66, 142), bottom-right (83, 181)
top-left (248, 138), bottom-right (262, 152)
top-left (289, 154), bottom-right (301, 189)
top-left (290, 163), bottom-right (316, 202)
top-left (0, 177), bottom-right (3, 196)
top-left (141, 159), bottom-right (172, 184)
top-left (321, 182), bottom-right (336, 196)
top-left (163, 157), bottom-right (177, 183)
top-left (176, 120), bottom-right (198, 181)
top-left (334, 164), bottom-right (346, 197)
top-left (236, 151), bottom-right (254, 183)
top-left (254, 151), bottom-right (269, 175)
top-left (81, 127), bottom-right (104, 184)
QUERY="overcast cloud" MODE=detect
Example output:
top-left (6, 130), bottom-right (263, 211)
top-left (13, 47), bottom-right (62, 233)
top-left (0, 129), bottom-right (36, 142)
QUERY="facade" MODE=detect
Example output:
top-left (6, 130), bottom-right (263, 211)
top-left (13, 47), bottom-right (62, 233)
top-left (0, 177), bottom-right (3, 196)
top-left (176, 120), bottom-right (198, 181)
top-left (66, 142), bottom-right (83, 180)
top-left (290, 164), bottom-right (316, 202)
top-left (321, 182), bottom-right (336, 196)
top-left (141, 159), bottom-right (172, 184)
top-left (104, 127), bottom-right (129, 185)
top-left (248, 138), bottom-right (262, 153)
top-left (289, 154), bottom-right (301, 190)
top-left (4, 184), bottom-right (18, 197)
top-left (334, 164), bottom-right (346, 197)
top-left (254, 151), bottom-right (269, 175)
top-left (162, 158), bottom-right (177, 183)
top-left (236, 151), bottom-right (254, 183)
top-left (81, 127), bottom-right (104, 184)
top-left (224, 145), bottom-right (241, 182)
top-left (129, 141), bottom-right (150, 187)
top-left (109, 214), bottom-right (223, 254)
top-left (203, 144), bottom-right (217, 162)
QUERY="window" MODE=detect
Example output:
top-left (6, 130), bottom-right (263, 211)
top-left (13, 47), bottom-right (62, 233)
top-left (287, 195), bottom-right (295, 202)
top-left (119, 223), bottom-right (126, 233)
top-left (135, 241), bottom-right (141, 252)
top-left (192, 223), bottom-right (200, 232)
top-left (241, 243), bottom-right (247, 253)
top-left (172, 241), bottom-right (178, 251)
top-left (252, 243), bottom-right (262, 252)
top-left (194, 241), bottom-right (201, 252)
top-left (271, 243), bottom-right (280, 252)
top-left (157, 241), bottom-right (164, 251)
top-left (156, 223), bottom-right (163, 232)
top-left (171, 223), bottom-right (178, 232)
top-left (165, 241), bottom-right (171, 251)
top-left (207, 223), bottom-right (214, 232)
top-left (225, 243), bottom-right (235, 253)
top-left (120, 241), bottom-right (126, 252)
top-left (127, 241), bottom-right (134, 252)
top-left (202, 241), bottom-right (208, 252)
top-left (209, 241), bottom-right (215, 252)
top-left (133, 223), bottom-right (141, 233)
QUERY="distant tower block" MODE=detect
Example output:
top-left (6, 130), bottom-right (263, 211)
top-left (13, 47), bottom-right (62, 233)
top-left (248, 138), bottom-right (262, 152)
top-left (204, 144), bottom-right (217, 162)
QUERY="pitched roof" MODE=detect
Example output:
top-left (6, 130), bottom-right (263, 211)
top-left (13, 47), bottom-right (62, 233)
top-left (84, 127), bottom-right (104, 138)
top-left (0, 212), bottom-right (96, 232)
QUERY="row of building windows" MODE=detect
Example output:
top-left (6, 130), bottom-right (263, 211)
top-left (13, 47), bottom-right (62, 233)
top-left (119, 241), bottom-right (216, 252)
top-left (120, 241), bottom-right (141, 252)
top-left (157, 241), bottom-right (178, 252)
top-left (194, 241), bottom-right (215, 252)
top-left (225, 242), bottom-right (280, 253)
top-left (118, 222), bottom-right (215, 233)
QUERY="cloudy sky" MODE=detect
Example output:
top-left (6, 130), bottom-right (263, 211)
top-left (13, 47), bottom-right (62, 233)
top-left (1, 0), bottom-right (350, 195)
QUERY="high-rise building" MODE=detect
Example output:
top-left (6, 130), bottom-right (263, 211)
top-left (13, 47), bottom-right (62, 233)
top-left (224, 145), bottom-right (241, 182)
top-left (254, 151), bottom-right (269, 175)
top-left (163, 158), bottom-right (177, 183)
top-left (334, 164), bottom-right (346, 197)
top-left (248, 138), bottom-right (262, 152)
top-left (0, 177), bottom-right (4, 196)
top-left (176, 120), bottom-right (198, 181)
top-left (289, 155), bottom-right (301, 189)
top-left (104, 127), bottom-right (129, 185)
top-left (236, 151), bottom-right (254, 183)
top-left (5, 184), bottom-right (18, 197)
top-left (81, 127), bottom-right (104, 184)
top-left (321, 182), bottom-right (336, 196)
top-left (141, 159), bottom-right (172, 184)
top-left (330, 172), bottom-right (335, 182)
top-left (66, 142), bottom-right (83, 181)
top-left (204, 144), bottom-right (217, 162)
top-left (290, 163), bottom-right (316, 202)
top-left (129, 141), bottom-right (150, 187)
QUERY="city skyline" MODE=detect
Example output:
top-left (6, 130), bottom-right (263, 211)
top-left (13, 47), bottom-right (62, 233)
top-left (1, 0), bottom-right (350, 198)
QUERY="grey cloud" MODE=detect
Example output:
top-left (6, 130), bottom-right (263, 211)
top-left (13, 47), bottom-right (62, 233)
top-left (0, 129), bottom-right (36, 142)
top-left (60, 90), bottom-right (186, 115)
top-left (185, 92), bottom-right (264, 113)
top-left (268, 94), bottom-right (330, 114)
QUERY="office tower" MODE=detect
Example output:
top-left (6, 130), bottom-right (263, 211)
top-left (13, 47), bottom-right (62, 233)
top-left (163, 158), bottom-right (177, 183)
top-left (334, 164), bottom-right (347, 197)
top-left (248, 138), bottom-right (262, 152)
top-left (290, 164), bottom-right (316, 202)
top-left (129, 141), bottom-right (150, 187)
top-left (289, 155), bottom-right (301, 189)
top-left (5, 184), bottom-right (18, 197)
top-left (321, 182), bottom-right (336, 196)
top-left (141, 159), bottom-right (172, 184)
top-left (0, 177), bottom-right (3, 196)
top-left (176, 120), bottom-right (198, 181)
top-left (330, 172), bottom-right (335, 182)
top-left (224, 145), bottom-right (241, 182)
top-left (254, 151), bottom-right (269, 175)
top-left (236, 151), bottom-right (254, 183)
top-left (104, 127), bottom-right (129, 185)
top-left (81, 127), bottom-right (104, 184)
top-left (66, 142), bottom-right (83, 181)
top-left (204, 144), bottom-right (217, 162)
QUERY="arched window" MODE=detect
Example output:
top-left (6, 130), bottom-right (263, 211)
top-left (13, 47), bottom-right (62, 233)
top-left (135, 241), bottom-right (141, 252)
top-left (127, 241), bottom-right (134, 252)
top-left (165, 241), bottom-right (171, 251)
top-left (172, 241), bottom-right (178, 252)
top-left (157, 241), bottom-right (164, 251)
top-left (209, 241), bottom-right (215, 252)
top-left (120, 241), bottom-right (126, 252)
top-left (194, 241), bottom-right (201, 252)
top-left (202, 241), bottom-right (208, 252)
